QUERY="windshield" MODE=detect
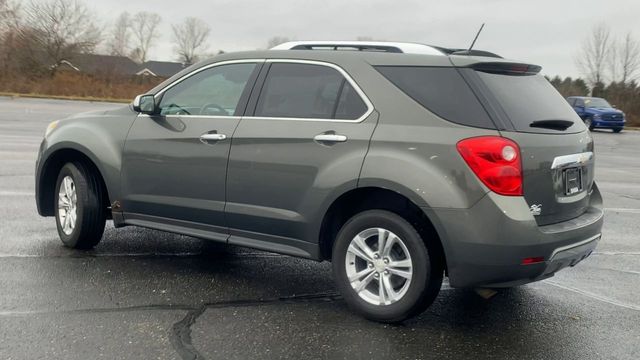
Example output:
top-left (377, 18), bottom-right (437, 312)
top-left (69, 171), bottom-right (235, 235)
top-left (585, 98), bottom-right (612, 108)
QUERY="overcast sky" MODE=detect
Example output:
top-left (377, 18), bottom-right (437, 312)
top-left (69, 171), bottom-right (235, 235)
top-left (90, 0), bottom-right (640, 78)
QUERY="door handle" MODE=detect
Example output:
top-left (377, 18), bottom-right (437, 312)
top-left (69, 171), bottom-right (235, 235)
top-left (200, 133), bottom-right (227, 141)
top-left (313, 134), bottom-right (347, 142)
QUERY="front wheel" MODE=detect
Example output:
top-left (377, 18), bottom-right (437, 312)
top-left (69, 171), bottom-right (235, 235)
top-left (584, 117), bottom-right (594, 130)
top-left (55, 162), bottom-right (106, 249)
top-left (332, 210), bottom-right (443, 323)
top-left (613, 127), bottom-right (623, 133)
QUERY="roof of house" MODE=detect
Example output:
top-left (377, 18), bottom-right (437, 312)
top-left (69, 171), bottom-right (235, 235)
top-left (55, 54), bottom-right (186, 78)
top-left (58, 54), bottom-right (140, 75)
top-left (137, 61), bottom-right (186, 77)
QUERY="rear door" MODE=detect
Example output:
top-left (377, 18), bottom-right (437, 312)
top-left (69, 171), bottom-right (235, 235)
top-left (460, 63), bottom-right (594, 225)
top-left (225, 60), bottom-right (377, 255)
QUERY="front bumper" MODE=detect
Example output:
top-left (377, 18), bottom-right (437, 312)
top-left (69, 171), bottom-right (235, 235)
top-left (424, 183), bottom-right (604, 288)
top-left (592, 120), bottom-right (625, 128)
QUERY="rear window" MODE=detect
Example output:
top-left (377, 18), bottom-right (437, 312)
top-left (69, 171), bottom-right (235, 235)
top-left (255, 63), bottom-right (367, 120)
top-left (375, 66), bottom-right (495, 129)
top-left (475, 71), bottom-right (582, 133)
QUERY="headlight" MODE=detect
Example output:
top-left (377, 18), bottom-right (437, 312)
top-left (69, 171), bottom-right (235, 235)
top-left (45, 120), bottom-right (59, 138)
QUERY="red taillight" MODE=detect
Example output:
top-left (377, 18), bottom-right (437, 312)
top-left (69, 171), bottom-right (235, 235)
top-left (456, 136), bottom-right (523, 196)
top-left (521, 257), bottom-right (545, 265)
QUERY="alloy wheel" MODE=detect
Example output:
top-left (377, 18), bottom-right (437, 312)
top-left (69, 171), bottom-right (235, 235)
top-left (345, 227), bottom-right (413, 305)
top-left (57, 175), bottom-right (77, 235)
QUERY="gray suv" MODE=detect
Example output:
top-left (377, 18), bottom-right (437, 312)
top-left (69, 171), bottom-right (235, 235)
top-left (36, 41), bottom-right (603, 322)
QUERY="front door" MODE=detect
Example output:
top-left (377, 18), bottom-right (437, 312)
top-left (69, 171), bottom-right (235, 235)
top-left (121, 61), bottom-right (260, 238)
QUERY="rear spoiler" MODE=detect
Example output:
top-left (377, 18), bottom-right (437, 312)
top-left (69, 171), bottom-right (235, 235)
top-left (471, 62), bottom-right (542, 76)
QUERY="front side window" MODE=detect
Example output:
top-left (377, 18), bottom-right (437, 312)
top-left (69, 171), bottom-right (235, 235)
top-left (158, 63), bottom-right (256, 116)
top-left (255, 63), bottom-right (367, 120)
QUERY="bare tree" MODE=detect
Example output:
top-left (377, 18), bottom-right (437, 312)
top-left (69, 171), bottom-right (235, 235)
top-left (107, 12), bottom-right (130, 57)
top-left (613, 32), bottom-right (640, 84)
top-left (575, 24), bottom-right (611, 88)
top-left (171, 17), bottom-right (210, 64)
top-left (0, 0), bottom-right (21, 74)
top-left (130, 12), bottom-right (161, 63)
top-left (19, 0), bottom-right (101, 72)
top-left (266, 36), bottom-right (290, 49)
top-left (0, 0), bottom-right (19, 34)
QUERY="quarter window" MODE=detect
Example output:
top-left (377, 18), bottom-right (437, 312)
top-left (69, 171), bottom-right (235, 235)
top-left (255, 63), bottom-right (367, 120)
top-left (158, 63), bottom-right (256, 116)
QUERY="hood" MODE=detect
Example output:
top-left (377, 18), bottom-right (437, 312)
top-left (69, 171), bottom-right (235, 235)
top-left (587, 107), bottom-right (623, 115)
top-left (65, 105), bottom-right (131, 120)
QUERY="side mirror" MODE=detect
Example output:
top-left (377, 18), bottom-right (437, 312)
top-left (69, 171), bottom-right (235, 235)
top-left (132, 94), bottom-right (156, 114)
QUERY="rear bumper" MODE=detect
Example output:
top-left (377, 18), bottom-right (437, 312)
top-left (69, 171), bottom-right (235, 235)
top-left (424, 183), bottom-right (604, 288)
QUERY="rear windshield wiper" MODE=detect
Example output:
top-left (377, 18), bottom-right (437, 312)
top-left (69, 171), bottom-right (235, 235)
top-left (529, 119), bottom-right (574, 130)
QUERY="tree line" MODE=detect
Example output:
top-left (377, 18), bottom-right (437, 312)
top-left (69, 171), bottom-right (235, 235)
top-left (0, 0), bottom-right (213, 77)
top-left (549, 24), bottom-right (640, 126)
top-left (1, 0), bottom-right (639, 126)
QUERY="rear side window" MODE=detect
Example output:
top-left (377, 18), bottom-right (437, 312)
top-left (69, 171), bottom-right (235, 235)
top-left (255, 63), bottom-right (367, 120)
top-left (474, 71), bottom-right (582, 133)
top-left (335, 82), bottom-right (368, 120)
top-left (375, 66), bottom-right (495, 129)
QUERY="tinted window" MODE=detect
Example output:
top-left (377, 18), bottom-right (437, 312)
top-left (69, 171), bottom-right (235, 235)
top-left (575, 98), bottom-right (584, 107)
top-left (566, 98), bottom-right (576, 106)
top-left (255, 63), bottom-right (367, 119)
top-left (375, 66), bottom-right (495, 129)
top-left (476, 71), bottom-right (581, 132)
top-left (159, 63), bottom-right (256, 116)
top-left (335, 81), bottom-right (368, 120)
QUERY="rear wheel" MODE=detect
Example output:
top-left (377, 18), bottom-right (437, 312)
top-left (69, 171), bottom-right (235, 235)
top-left (613, 127), bottom-right (623, 133)
top-left (55, 162), bottom-right (106, 249)
top-left (332, 210), bottom-right (442, 323)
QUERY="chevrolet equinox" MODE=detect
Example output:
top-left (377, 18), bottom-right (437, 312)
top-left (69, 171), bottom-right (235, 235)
top-left (36, 41), bottom-right (604, 322)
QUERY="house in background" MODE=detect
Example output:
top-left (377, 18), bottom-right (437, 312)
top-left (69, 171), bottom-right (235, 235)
top-left (54, 54), bottom-right (186, 78)
top-left (55, 54), bottom-right (140, 76)
top-left (136, 61), bottom-right (187, 77)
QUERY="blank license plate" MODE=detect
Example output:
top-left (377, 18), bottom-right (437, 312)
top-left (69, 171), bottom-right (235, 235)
top-left (564, 167), bottom-right (583, 195)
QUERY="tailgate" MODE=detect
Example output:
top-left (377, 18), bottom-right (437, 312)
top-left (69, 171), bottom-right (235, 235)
top-left (505, 131), bottom-right (594, 225)
top-left (458, 60), bottom-right (595, 225)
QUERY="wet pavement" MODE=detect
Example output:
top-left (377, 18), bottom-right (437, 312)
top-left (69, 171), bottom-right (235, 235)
top-left (0, 96), bottom-right (638, 359)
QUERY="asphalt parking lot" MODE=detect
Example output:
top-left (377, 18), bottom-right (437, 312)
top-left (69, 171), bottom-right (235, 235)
top-left (0, 96), bottom-right (638, 359)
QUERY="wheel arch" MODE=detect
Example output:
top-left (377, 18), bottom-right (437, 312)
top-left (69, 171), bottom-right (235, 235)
top-left (318, 186), bottom-right (448, 273)
top-left (36, 144), bottom-right (111, 217)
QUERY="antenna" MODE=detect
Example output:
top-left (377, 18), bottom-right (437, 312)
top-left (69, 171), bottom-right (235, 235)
top-left (468, 23), bottom-right (485, 52)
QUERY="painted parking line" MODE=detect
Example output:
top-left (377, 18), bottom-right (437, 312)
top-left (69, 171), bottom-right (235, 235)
top-left (604, 208), bottom-right (640, 213)
top-left (0, 191), bottom-right (35, 196)
top-left (544, 280), bottom-right (640, 311)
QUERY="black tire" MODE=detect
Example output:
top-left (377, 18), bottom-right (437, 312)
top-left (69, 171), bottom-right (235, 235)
top-left (613, 127), bottom-right (623, 133)
top-left (332, 210), bottom-right (443, 323)
top-left (54, 162), bottom-right (106, 249)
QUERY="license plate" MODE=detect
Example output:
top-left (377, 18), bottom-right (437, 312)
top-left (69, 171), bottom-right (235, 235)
top-left (564, 167), bottom-right (583, 195)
